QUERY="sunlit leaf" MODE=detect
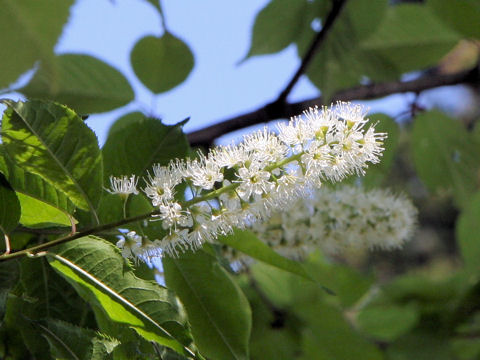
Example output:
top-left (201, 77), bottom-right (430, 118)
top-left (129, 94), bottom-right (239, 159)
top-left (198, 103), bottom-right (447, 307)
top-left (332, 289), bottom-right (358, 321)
top-left (131, 33), bottom-right (194, 93)
top-left (163, 249), bottom-right (251, 360)
top-left (0, 146), bottom-right (75, 215)
top-left (48, 236), bottom-right (193, 356)
top-left (1, 100), bottom-right (103, 218)
top-left (17, 193), bottom-right (71, 228)
top-left (20, 54), bottom-right (134, 114)
top-left (0, 0), bottom-right (73, 89)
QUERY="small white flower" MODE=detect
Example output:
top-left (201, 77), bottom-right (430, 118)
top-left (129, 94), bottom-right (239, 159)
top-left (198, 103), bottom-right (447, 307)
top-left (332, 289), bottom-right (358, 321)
top-left (242, 128), bottom-right (287, 164)
top-left (114, 102), bottom-right (388, 259)
top-left (158, 202), bottom-right (185, 229)
top-left (116, 231), bottom-right (142, 258)
top-left (144, 164), bottom-right (180, 206)
top-left (106, 175), bottom-right (138, 196)
top-left (184, 155), bottom-right (224, 190)
top-left (235, 162), bottom-right (274, 200)
top-left (241, 186), bottom-right (417, 261)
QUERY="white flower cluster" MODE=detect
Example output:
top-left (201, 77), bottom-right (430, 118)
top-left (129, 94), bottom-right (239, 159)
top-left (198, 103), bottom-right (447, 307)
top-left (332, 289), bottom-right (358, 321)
top-left (114, 102), bottom-right (386, 258)
top-left (224, 185), bottom-right (417, 262)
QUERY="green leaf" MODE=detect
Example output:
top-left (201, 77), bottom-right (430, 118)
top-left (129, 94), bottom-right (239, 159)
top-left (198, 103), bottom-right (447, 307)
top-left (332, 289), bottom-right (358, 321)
top-left (102, 115), bottom-right (190, 181)
top-left (245, 0), bottom-right (309, 58)
top-left (19, 54), bottom-right (134, 114)
top-left (106, 111), bottom-right (144, 137)
top-left (143, 0), bottom-right (163, 14)
top-left (297, 301), bottom-right (383, 360)
top-left (429, 0), bottom-right (480, 39)
top-left (163, 250), bottom-right (251, 360)
top-left (17, 193), bottom-right (71, 228)
top-left (3, 293), bottom-right (51, 359)
top-left (0, 0), bottom-right (73, 89)
top-left (1, 100), bottom-right (103, 217)
top-left (360, 3), bottom-right (460, 73)
top-left (48, 236), bottom-right (193, 357)
top-left (2, 257), bottom-right (93, 359)
top-left (386, 330), bottom-right (453, 360)
top-left (0, 173), bottom-right (20, 234)
top-left (0, 260), bottom-right (19, 319)
top-left (217, 229), bottom-right (313, 281)
top-left (131, 33), bottom-right (194, 93)
top-left (39, 319), bottom-right (119, 360)
top-left (0, 146), bottom-right (75, 215)
top-left (303, 0), bottom-right (390, 99)
top-left (457, 191), bottom-right (480, 273)
top-left (412, 111), bottom-right (480, 208)
top-left (357, 304), bottom-right (419, 341)
top-left (451, 337), bottom-right (480, 360)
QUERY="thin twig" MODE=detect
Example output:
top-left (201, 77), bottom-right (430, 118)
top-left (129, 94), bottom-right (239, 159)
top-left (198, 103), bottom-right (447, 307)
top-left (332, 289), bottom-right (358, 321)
top-left (187, 65), bottom-right (480, 147)
top-left (0, 209), bottom-right (159, 262)
top-left (2, 234), bottom-right (11, 256)
top-left (276, 0), bottom-right (348, 104)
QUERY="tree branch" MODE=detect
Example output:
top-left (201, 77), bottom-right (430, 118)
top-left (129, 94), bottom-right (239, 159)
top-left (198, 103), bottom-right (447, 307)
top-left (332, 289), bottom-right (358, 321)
top-left (187, 65), bottom-right (480, 147)
top-left (0, 209), bottom-right (159, 262)
top-left (276, 0), bottom-right (348, 104)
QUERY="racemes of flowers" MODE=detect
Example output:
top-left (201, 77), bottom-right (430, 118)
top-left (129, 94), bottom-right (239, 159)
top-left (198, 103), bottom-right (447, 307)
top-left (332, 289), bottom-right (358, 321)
top-left (113, 102), bottom-right (387, 259)
top-left (223, 185), bottom-right (417, 263)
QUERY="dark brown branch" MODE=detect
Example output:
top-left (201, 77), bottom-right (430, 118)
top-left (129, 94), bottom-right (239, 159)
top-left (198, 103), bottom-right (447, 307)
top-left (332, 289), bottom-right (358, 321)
top-left (187, 65), bottom-right (480, 147)
top-left (276, 0), bottom-right (348, 104)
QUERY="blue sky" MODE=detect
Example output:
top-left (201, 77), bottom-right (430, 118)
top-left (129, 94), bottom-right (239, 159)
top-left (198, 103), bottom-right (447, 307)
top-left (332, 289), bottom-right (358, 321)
top-left (53, 0), bottom-right (320, 145)
top-left (5, 0), bottom-right (470, 146)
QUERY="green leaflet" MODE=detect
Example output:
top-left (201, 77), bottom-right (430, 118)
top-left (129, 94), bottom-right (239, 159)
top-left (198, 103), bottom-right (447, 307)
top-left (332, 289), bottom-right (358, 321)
top-left (19, 54), bottom-right (134, 114)
top-left (131, 33), bottom-right (194, 94)
top-left (48, 236), bottom-right (194, 357)
top-left (0, 0), bottom-right (73, 89)
top-left (1, 100), bottom-right (103, 219)
top-left (164, 250), bottom-right (251, 360)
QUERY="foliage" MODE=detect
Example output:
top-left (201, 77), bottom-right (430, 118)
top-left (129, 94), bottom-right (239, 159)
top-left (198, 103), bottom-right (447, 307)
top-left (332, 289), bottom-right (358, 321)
top-left (0, 0), bottom-right (480, 359)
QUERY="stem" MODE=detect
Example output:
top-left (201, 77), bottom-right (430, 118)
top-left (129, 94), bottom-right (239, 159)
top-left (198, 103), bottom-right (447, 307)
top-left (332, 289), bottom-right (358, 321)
top-left (1, 151), bottom-right (308, 263)
top-left (2, 234), bottom-right (11, 256)
top-left (0, 209), bottom-right (160, 262)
